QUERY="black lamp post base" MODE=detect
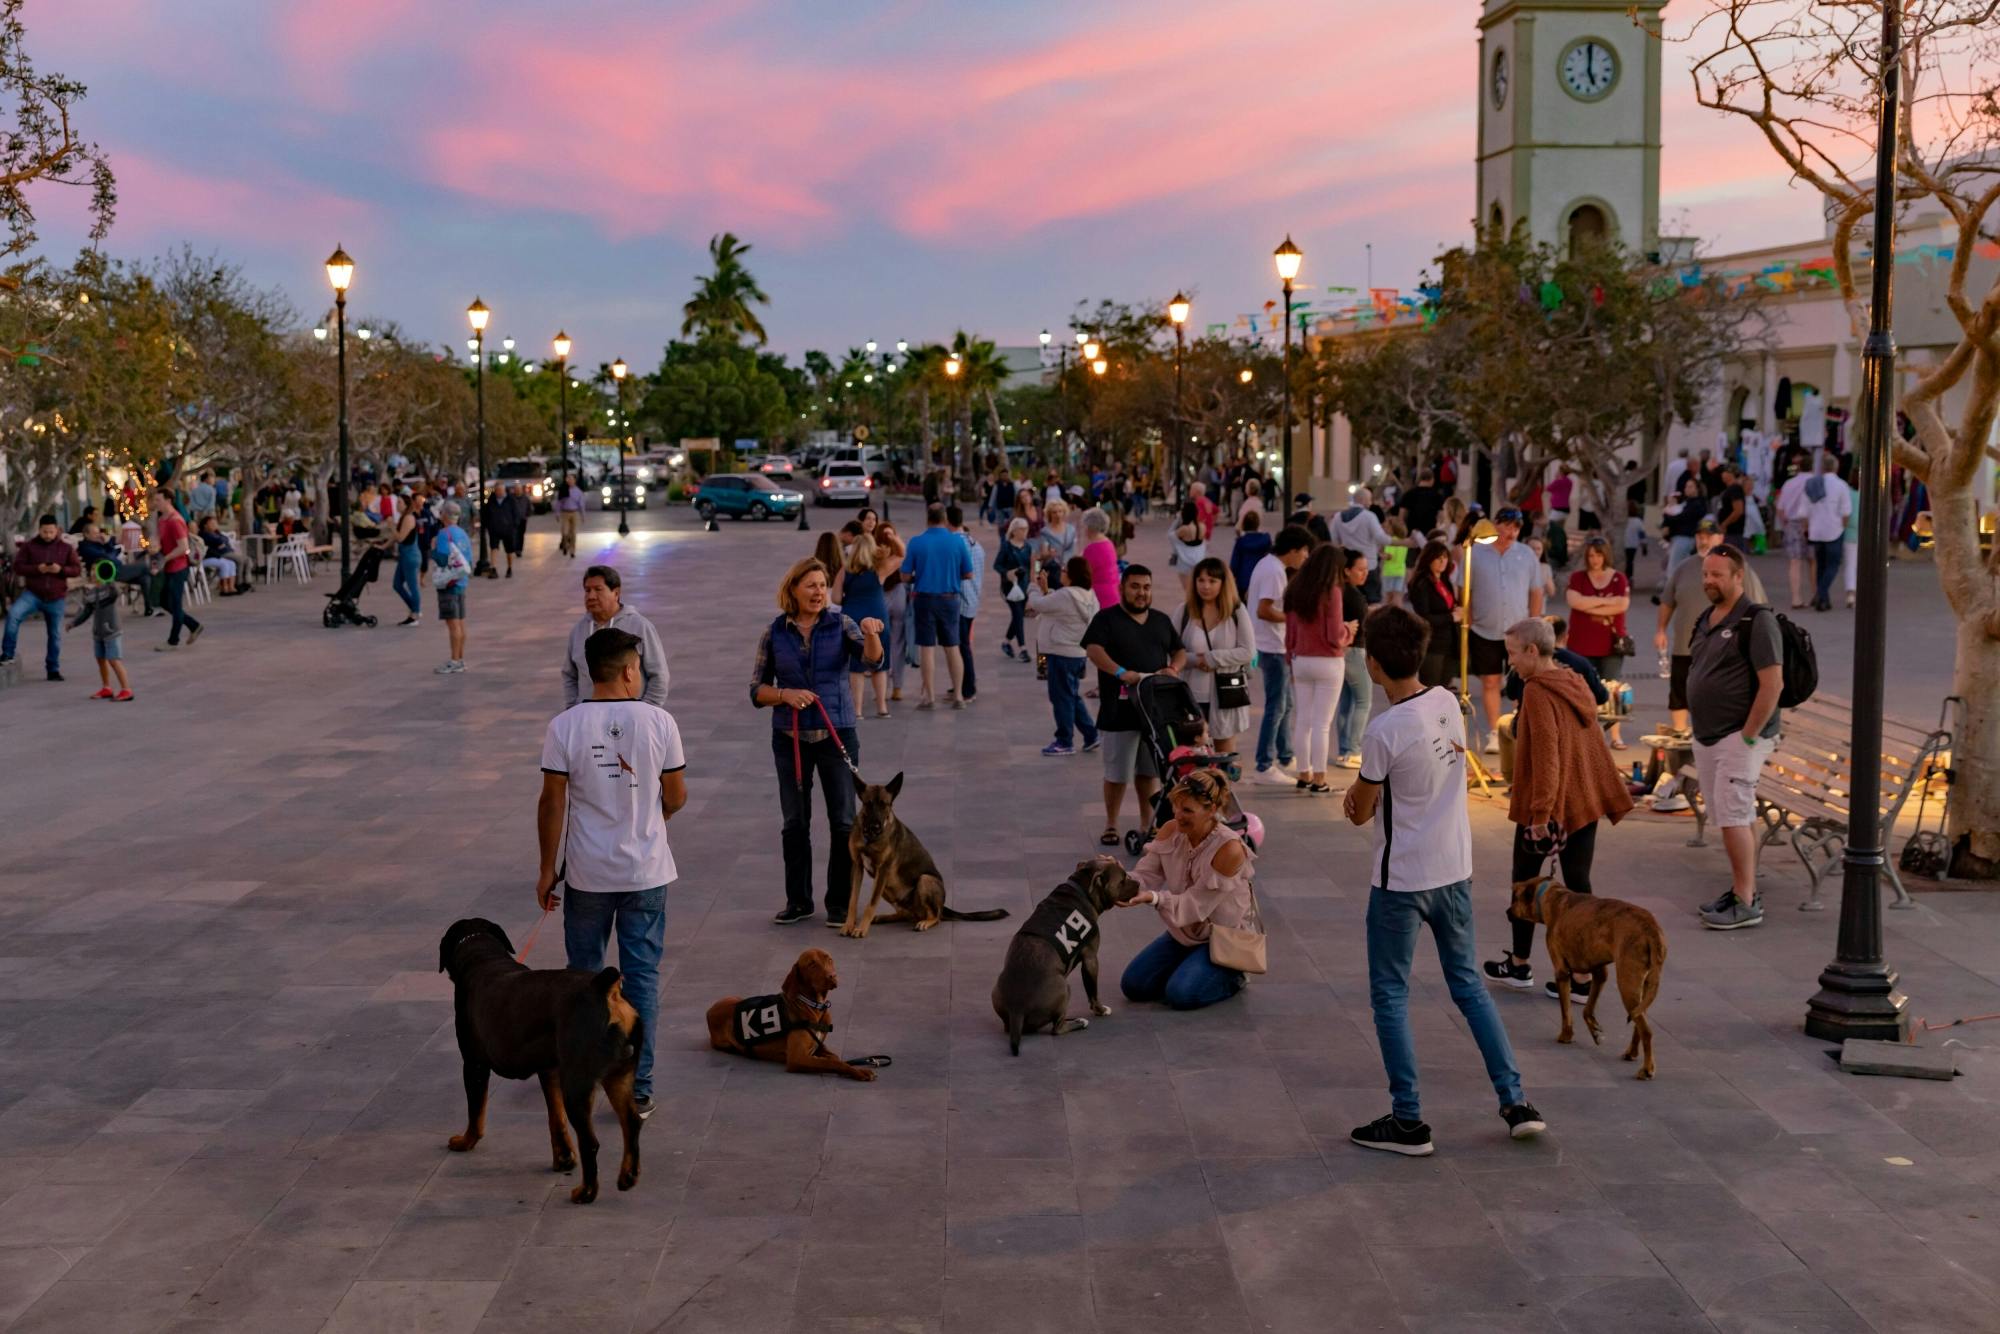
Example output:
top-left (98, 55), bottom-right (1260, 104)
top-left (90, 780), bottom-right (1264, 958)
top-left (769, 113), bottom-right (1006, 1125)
top-left (797, 507), bottom-right (809, 532)
top-left (617, 521), bottom-right (630, 536)
top-left (473, 559), bottom-right (495, 577)
top-left (1805, 962), bottom-right (1909, 1043)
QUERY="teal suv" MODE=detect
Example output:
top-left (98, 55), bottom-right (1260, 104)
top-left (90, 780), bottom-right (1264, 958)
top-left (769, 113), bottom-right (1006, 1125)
top-left (689, 472), bottom-right (805, 521)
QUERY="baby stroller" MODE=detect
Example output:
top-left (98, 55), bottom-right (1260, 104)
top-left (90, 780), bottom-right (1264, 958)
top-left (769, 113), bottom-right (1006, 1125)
top-left (1122, 673), bottom-right (1264, 856)
top-left (322, 541), bottom-right (390, 628)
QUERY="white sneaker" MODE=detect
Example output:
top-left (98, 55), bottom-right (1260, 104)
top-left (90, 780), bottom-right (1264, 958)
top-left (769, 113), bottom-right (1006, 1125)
top-left (434, 660), bottom-right (464, 675)
top-left (1252, 766), bottom-right (1295, 786)
top-left (1483, 731), bottom-right (1500, 755)
top-left (1337, 754), bottom-right (1363, 770)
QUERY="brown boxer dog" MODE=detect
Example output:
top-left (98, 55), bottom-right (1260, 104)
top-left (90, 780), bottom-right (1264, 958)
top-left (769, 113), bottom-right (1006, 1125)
top-left (1509, 878), bottom-right (1666, 1079)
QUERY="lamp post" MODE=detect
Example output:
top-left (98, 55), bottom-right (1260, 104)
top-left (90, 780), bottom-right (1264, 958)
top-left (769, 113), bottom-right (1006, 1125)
top-left (467, 298), bottom-right (493, 577)
top-left (944, 352), bottom-right (962, 485)
top-left (553, 330), bottom-right (572, 484)
top-left (1168, 292), bottom-right (1190, 503)
top-left (1274, 236), bottom-right (1302, 502)
top-left (1458, 517), bottom-right (1501, 796)
top-left (611, 358), bottom-right (630, 538)
top-left (325, 246), bottom-right (354, 590)
top-left (1806, 0), bottom-right (1908, 1043)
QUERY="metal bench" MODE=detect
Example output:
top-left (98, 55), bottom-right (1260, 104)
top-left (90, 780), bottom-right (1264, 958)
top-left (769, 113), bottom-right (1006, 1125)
top-left (1688, 694), bottom-right (1950, 911)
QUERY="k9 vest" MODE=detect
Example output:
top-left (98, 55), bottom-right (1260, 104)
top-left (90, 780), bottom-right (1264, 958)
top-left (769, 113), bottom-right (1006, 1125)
top-left (1018, 889), bottom-right (1100, 971)
top-left (727, 993), bottom-right (830, 1052)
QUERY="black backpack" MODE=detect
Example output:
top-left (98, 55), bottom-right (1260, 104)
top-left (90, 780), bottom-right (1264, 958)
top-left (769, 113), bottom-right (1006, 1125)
top-left (1736, 603), bottom-right (1819, 708)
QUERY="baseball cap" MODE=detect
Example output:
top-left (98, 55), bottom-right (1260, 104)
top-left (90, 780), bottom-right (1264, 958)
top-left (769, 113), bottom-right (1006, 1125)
top-left (1495, 506), bottom-right (1525, 524)
top-left (1292, 492), bottom-right (1313, 507)
top-left (1696, 516), bottom-right (1720, 533)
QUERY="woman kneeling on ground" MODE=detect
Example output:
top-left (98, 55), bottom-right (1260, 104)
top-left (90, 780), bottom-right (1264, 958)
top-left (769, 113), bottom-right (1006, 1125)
top-left (1120, 770), bottom-right (1255, 1010)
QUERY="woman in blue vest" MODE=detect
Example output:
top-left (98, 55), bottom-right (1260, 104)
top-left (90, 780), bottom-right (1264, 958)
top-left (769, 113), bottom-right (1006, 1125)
top-left (751, 557), bottom-right (886, 926)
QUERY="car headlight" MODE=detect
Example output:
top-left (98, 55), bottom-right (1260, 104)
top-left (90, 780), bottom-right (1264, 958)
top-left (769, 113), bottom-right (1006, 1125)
top-left (634, 486), bottom-right (646, 498)
top-left (530, 484), bottom-right (543, 500)
top-left (669, 454), bottom-right (684, 466)
top-left (601, 487), bottom-right (612, 498)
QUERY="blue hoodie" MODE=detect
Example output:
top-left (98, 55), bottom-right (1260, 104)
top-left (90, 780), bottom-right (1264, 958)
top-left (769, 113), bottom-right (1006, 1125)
top-left (1228, 530), bottom-right (1272, 605)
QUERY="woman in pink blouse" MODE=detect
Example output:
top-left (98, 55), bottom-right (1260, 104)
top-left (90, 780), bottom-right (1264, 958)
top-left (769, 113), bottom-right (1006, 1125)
top-left (1079, 507), bottom-right (1122, 610)
top-left (1118, 770), bottom-right (1255, 1009)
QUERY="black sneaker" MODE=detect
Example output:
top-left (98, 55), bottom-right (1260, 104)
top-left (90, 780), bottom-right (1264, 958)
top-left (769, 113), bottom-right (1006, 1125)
top-left (45, 669), bottom-right (62, 682)
top-left (772, 905), bottom-right (814, 925)
top-left (1483, 954), bottom-right (1534, 990)
top-left (1697, 889), bottom-right (1736, 917)
top-left (825, 914), bottom-right (847, 929)
top-left (633, 1095), bottom-right (656, 1121)
top-left (1350, 1113), bottom-right (1434, 1156)
top-left (1543, 977), bottom-right (1591, 1002)
top-left (1501, 1103), bottom-right (1547, 1140)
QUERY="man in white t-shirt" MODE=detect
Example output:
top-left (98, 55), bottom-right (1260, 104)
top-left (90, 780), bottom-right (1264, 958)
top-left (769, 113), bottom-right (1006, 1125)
top-left (1248, 525), bottom-right (1316, 784)
top-left (1341, 604), bottom-right (1545, 1157)
top-left (537, 627), bottom-right (687, 1118)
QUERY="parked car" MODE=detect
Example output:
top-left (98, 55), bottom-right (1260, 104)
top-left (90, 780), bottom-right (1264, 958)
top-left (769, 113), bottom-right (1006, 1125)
top-left (755, 454), bottom-right (795, 475)
top-left (814, 462), bottom-right (873, 506)
top-left (690, 472), bottom-right (805, 521)
top-left (824, 445), bottom-right (891, 480)
top-left (630, 451), bottom-right (684, 485)
top-left (600, 476), bottom-right (648, 511)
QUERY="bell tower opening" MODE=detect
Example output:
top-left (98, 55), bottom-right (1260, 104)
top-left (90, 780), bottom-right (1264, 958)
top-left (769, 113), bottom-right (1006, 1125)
top-left (1567, 202), bottom-right (1608, 255)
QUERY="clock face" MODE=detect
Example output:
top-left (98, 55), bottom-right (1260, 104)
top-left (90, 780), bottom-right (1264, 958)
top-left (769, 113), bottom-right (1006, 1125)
top-left (1491, 49), bottom-right (1509, 109)
top-left (1561, 39), bottom-right (1618, 99)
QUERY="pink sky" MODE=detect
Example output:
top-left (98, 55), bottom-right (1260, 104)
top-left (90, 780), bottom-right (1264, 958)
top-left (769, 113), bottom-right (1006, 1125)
top-left (38, 0), bottom-right (1821, 354)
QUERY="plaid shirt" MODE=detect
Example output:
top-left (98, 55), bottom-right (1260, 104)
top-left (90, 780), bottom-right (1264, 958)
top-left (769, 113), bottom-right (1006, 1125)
top-left (749, 611), bottom-right (878, 741)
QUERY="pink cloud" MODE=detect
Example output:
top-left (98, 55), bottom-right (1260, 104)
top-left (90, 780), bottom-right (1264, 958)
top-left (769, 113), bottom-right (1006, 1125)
top-left (103, 150), bottom-right (372, 248)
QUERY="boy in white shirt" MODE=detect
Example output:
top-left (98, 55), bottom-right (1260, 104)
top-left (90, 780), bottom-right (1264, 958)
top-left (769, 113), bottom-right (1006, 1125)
top-left (537, 627), bottom-right (688, 1118)
top-left (1342, 605), bottom-right (1546, 1156)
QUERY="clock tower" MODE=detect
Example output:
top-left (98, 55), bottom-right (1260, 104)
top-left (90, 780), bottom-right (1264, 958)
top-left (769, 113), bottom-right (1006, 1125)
top-left (1476, 0), bottom-right (1664, 257)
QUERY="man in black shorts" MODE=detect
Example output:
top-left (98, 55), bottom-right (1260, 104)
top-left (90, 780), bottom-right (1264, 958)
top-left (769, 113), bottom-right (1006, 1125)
top-left (1080, 565), bottom-right (1186, 848)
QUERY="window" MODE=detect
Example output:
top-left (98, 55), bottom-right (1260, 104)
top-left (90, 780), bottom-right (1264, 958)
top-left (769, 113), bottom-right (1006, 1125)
top-left (1488, 202), bottom-right (1505, 237)
top-left (1567, 203), bottom-right (1608, 255)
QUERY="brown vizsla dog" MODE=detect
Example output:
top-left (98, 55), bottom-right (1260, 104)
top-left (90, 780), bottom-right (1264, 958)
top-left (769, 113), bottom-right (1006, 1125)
top-left (1509, 877), bottom-right (1667, 1079)
top-left (705, 948), bottom-right (877, 1081)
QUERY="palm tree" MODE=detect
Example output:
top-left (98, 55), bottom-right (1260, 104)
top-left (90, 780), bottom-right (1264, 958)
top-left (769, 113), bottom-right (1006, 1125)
top-left (680, 232), bottom-right (770, 346)
top-left (901, 343), bottom-right (950, 478)
top-left (948, 331), bottom-right (1008, 485)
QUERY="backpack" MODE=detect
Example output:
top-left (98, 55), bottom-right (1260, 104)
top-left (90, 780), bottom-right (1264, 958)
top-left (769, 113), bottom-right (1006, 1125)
top-left (1737, 603), bottom-right (1819, 708)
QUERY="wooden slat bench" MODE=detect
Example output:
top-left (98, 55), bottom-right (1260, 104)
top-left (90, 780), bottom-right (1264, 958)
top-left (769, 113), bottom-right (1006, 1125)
top-left (1686, 693), bottom-right (1949, 911)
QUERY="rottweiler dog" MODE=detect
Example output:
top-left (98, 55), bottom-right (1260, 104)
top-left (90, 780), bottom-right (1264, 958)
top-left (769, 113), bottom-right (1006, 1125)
top-left (991, 857), bottom-right (1144, 1054)
top-left (1509, 878), bottom-right (1667, 1079)
top-left (844, 772), bottom-right (1010, 938)
top-left (705, 948), bottom-right (876, 1080)
top-left (436, 917), bottom-right (645, 1204)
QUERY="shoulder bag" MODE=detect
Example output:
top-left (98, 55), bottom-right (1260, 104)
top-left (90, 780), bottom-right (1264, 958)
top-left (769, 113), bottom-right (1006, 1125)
top-left (1200, 616), bottom-right (1252, 710)
top-left (1207, 884), bottom-right (1266, 974)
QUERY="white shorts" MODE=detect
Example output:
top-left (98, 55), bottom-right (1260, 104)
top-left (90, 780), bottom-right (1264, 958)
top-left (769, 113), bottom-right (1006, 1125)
top-left (1694, 733), bottom-right (1774, 828)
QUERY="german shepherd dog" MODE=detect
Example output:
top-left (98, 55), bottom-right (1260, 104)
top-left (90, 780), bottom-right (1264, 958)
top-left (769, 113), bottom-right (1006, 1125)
top-left (436, 918), bottom-right (645, 1204)
top-left (844, 772), bottom-right (1010, 938)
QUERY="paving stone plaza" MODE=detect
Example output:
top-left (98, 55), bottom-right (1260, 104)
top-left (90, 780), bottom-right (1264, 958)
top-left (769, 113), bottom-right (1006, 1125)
top-left (3, 507), bottom-right (1999, 1334)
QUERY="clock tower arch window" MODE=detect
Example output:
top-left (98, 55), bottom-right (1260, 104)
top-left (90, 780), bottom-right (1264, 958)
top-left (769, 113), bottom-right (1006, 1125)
top-left (1566, 202), bottom-right (1610, 256)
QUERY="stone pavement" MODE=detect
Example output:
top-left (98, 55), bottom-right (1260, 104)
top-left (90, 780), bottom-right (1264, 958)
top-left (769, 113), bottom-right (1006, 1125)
top-left (0, 505), bottom-right (1997, 1334)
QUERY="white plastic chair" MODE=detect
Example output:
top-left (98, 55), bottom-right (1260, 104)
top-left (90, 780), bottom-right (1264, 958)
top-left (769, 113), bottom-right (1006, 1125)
top-left (270, 537), bottom-right (310, 584)
top-left (187, 561), bottom-right (212, 606)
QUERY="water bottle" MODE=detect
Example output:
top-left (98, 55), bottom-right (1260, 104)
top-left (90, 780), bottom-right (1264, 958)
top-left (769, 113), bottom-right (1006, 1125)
top-left (1631, 761), bottom-right (1645, 784)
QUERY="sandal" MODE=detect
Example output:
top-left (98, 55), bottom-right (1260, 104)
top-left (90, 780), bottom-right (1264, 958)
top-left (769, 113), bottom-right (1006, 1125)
top-left (1099, 827), bottom-right (1120, 847)
top-left (1610, 739), bottom-right (1629, 751)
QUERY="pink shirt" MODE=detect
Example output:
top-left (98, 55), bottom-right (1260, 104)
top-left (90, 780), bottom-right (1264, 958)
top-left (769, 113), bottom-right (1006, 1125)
top-left (1133, 823), bottom-right (1255, 946)
top-left (1283, 591), bottom-right (1351, 660)
top-left (1083, 537), bottom-right (1121, 610)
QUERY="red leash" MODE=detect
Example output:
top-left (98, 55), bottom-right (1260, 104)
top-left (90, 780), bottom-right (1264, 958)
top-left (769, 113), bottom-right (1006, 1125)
top-left (516, 906), bottom-right (554, 963)
top-left (791, 696), bottom-right (864, 788)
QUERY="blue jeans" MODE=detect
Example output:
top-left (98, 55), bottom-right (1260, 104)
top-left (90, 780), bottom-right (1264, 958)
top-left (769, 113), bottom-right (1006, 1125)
top-left (1046, 655), bottom-right (1098, 748)
top-left (1335, 644), bottom-right (1372, 757)
top-left (563, 885), bottom-right (665, 1097)
top-left (1813, 537), bottom-right (1843, 606)
top-left (1365, 881), bottom-right (1524, 1122)
top-left (393, 544), bottom-right (422, 615)
top-left (772, 728), bottom-right (858, 916)
top-left (1121, 932), bottom-right (1244, 1010)
top-left (2, 591), bottom-right (64, 671)
top-left (161, 569), bottom-right (201, 645)
top-left (1255, 652), bottom-right (1294, 771)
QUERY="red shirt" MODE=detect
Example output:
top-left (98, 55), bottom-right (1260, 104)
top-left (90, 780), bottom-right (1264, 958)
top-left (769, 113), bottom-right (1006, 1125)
top-left (157, 510), bottom-right (191, 573)
top-left (1195, 494), bottom-right (1218, 539)
top-left (1565, 569), bottom-right (1628, 658)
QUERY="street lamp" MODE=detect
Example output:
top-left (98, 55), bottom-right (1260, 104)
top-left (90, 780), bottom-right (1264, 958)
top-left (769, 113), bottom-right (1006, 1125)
top-left (1458, 517), bottom-right (1501, 796)
top-left (467, 297), bottom-right (494, 577)
top-left (1806, 0), bottom-right (1909, 1043)
top-left (611, 358), bottom-right (631, 538)
top-left (1240, 368), bottom-right (1253, 384)
top-left (1082, 338), bottom-right (1101, 362)
top-left (1091, 358), bottom-right (1108, 376)
top-left (552, 330), bottom-right (572, 485)
top-left (1274, 235), bottom-right (1303, 499)
top-left (325, 245), bottom-right (354, 591)
top-left (1169, 291), bottom-right (1190, 501)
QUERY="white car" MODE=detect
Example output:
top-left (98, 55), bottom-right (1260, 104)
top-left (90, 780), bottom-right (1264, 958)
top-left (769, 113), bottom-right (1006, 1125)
top-left (755, 454), bottom-right (795, 475)
top-left (815, 462), bottom-right (873, 506)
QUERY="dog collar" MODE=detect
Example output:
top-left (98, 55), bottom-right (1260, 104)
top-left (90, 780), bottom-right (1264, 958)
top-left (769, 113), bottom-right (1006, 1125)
top-left (797, 994), bottom-right (829, 1013)
top-left (1531, 878), bottom-right (1553, 911)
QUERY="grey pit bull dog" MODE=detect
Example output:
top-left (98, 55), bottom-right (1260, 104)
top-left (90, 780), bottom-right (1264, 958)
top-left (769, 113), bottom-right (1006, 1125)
top-left (991, 856), bottom-right (1143, 1054)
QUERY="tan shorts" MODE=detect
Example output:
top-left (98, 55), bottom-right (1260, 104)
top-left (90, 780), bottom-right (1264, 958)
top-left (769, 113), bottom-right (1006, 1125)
top-left (1694, 733), bottom-right (1773, 828)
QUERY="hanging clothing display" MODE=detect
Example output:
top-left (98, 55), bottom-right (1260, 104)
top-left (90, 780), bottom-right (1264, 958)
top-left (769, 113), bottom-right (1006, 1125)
top-left (1799, 390), bottom-right (1827, 449)
top-left (1774, 376), bottom-right (1794, 421)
